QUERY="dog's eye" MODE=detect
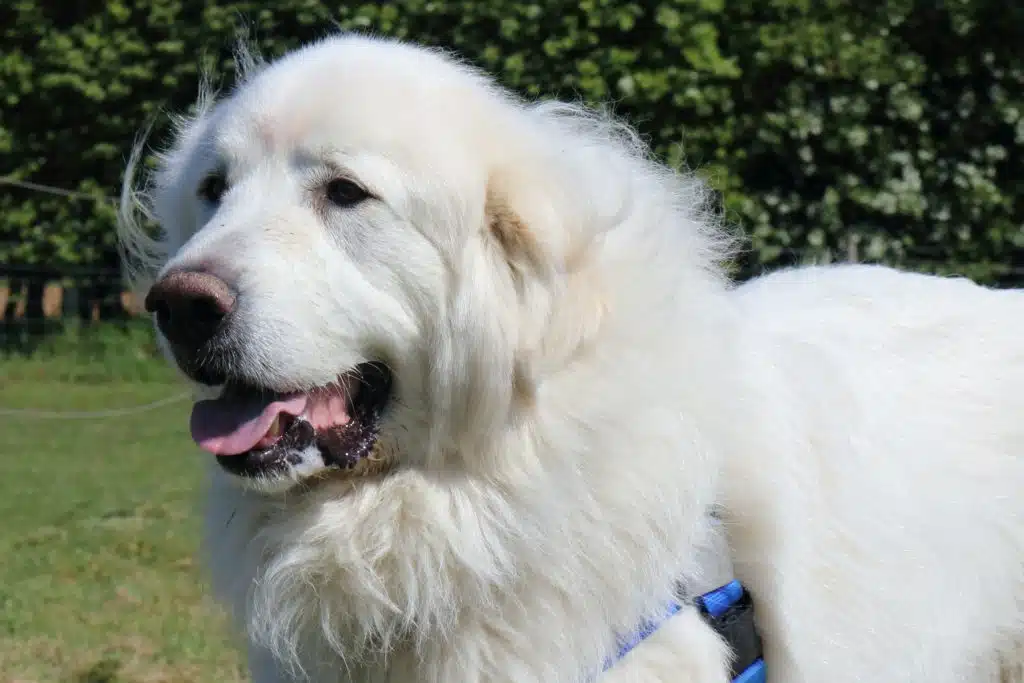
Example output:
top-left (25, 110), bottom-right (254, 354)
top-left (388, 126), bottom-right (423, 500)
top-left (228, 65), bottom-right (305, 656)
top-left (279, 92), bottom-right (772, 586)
top-left (197, 172), bottom-right (227, 205)
top-left (325, 178), bottom-right (370, 208)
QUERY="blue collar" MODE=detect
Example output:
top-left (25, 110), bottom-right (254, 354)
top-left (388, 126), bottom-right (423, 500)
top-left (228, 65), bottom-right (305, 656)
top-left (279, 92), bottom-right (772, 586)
top-left (603, 579), bottom-right (766, 683)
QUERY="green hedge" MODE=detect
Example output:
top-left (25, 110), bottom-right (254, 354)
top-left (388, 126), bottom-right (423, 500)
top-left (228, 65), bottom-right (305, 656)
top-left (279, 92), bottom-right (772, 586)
top-left (2, 0), bottom-right (1021, 290)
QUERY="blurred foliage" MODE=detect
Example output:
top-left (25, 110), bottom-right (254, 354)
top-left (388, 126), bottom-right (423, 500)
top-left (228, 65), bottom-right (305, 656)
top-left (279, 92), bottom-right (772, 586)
top-left (1, 0), bottom-right (1021, 285)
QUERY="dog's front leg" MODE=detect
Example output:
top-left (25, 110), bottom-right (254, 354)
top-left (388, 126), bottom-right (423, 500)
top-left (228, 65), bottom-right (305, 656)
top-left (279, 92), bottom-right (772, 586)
top-left (601, 606), bottom-right (732, 683)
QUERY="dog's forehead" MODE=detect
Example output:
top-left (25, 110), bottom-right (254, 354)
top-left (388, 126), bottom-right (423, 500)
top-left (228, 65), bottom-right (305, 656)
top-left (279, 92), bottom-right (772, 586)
top-left (219, 41), bottom-right (491, 163)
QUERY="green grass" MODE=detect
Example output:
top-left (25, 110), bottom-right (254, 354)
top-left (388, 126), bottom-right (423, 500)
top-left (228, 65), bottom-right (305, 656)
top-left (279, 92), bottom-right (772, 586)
top-left (0, 323), bottom-right (245, 683)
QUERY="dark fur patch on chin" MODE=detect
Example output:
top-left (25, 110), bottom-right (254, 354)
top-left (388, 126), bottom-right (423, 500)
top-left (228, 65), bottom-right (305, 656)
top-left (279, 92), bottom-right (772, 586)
top-left (313, 440), bottom-right (395, 484)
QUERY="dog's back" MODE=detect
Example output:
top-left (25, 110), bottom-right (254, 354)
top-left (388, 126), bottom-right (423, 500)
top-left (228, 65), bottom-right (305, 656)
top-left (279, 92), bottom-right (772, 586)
top-left (720, 264), bottom-right (1024, 681)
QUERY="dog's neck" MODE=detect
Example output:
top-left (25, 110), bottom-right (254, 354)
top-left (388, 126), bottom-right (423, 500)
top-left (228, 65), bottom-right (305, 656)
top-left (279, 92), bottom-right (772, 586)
top-left (208, 450), bottom-right (727, 682)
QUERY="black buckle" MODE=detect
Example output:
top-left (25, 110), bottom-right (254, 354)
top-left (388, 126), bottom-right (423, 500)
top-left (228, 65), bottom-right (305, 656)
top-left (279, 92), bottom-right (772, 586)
top-left (696, 587), bottom-right (763, 678)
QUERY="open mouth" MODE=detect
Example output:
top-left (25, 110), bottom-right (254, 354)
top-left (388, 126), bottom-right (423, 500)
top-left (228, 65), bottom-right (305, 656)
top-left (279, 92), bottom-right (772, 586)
top-left (189, 362), bottom-right (393, 478)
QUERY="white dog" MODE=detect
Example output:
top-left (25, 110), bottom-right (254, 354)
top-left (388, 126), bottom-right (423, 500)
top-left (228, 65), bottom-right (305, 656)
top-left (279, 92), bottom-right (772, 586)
top-left (119, 34), bottom-right (1024, 683)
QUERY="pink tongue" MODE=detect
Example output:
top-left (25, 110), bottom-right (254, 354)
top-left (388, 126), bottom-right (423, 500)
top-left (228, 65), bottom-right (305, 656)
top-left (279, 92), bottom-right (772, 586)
top-left (190, 393), bottom-right (308, 456)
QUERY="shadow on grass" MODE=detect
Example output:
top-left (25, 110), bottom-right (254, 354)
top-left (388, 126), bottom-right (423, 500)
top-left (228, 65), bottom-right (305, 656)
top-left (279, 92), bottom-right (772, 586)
top-left (71, 657), bottom-right (123, 683)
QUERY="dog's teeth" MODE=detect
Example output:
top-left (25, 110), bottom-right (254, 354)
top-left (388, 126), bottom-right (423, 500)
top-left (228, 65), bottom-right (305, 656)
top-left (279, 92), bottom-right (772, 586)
top-left (267, 416), bottom-right (282, 438)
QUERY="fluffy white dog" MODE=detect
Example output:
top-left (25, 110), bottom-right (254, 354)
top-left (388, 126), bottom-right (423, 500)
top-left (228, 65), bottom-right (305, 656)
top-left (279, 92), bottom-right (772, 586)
top-left (119, 34), bottom-right (1024, 683)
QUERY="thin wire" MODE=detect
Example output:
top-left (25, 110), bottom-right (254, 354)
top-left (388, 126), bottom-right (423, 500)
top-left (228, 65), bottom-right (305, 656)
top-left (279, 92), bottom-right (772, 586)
top-left (0, 176), bottom-right (116, 203)
top-left (0, 391), bottom-right (190, 419)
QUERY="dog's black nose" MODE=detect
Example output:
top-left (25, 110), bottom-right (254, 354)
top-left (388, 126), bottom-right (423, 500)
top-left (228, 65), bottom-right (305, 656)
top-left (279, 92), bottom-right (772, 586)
top-left (145, 270), bottom-right (236, 377)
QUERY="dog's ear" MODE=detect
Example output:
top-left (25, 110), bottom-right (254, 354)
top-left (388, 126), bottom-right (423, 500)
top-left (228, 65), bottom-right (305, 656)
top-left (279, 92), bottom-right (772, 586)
top-left (483, 183), bottom-right (549, 413)
top-left (426, 166), bottom-right (607, 464)
top-left (483, 169), bottom-right (568, 407)
top-left (424, 172), bottom-right (552, 461)
top-left (485, 168), bottom-right (609, 395)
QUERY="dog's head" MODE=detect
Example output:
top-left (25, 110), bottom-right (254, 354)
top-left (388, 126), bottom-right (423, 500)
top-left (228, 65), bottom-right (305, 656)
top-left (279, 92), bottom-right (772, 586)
top-left (121, 35), bottom-right (730, 494)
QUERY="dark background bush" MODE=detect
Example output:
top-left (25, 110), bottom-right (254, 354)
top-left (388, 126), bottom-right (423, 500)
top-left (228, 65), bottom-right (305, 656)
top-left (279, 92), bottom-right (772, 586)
top-left (2, 0), bottom-right (1021, 330)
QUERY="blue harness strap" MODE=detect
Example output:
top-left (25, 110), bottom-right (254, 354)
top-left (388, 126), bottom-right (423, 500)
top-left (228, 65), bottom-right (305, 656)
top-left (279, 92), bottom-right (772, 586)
top-left (603, 579), bottom-right (765, 683)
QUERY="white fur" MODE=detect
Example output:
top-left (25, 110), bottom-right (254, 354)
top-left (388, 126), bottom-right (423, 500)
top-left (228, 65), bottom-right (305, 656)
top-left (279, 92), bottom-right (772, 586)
top-left (120, 34), bottom-right (1024, 683)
